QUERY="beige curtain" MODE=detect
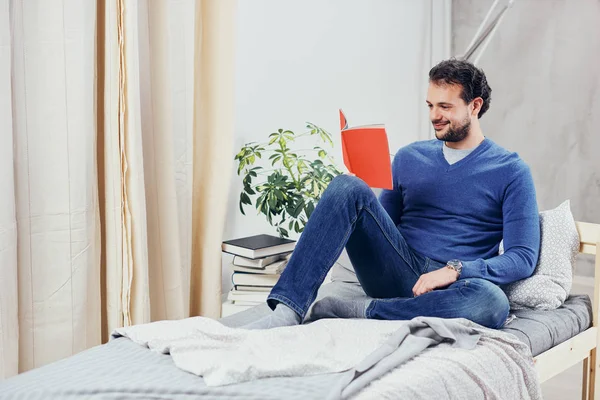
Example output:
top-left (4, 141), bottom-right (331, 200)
top-left (0, 0), bottom-right (236, 378)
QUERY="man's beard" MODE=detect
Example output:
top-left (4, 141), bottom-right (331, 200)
top-left (434, 116), bottom-right (471, 142)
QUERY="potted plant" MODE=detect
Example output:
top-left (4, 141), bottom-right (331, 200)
top-left (234, 122), bottom-right (343, 238)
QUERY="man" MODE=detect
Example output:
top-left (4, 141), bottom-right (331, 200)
top-left (244, 59), bottom-right (541, 330)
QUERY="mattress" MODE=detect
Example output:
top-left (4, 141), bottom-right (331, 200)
top-left (502, 294), bottom-right (592, 357)
top-left (0, 335), bottom-right (344, 400)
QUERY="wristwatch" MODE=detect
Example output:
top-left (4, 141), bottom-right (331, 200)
top-left (446, 259), bottom-right (463, 277)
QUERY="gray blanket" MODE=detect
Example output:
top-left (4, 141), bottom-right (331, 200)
top-left (327, 317), bottom-right (481, 399)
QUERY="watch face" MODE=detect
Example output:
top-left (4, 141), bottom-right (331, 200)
top-left (448, 260), bottom-right (462, 273)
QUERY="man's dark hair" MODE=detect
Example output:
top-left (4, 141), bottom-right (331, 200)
top-left (429, 59), bottom-right (492, 118)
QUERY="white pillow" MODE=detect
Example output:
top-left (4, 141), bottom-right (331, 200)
top-left (501, 200), bottom-right (580, 310)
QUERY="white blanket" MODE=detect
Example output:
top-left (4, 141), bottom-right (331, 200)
top-left (112, 317), bottom-right (422, 386)
top-left (112, 317), bottom-right (542, 399)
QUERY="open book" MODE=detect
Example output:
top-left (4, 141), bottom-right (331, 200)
top-left (339, 109), bottom-right (393, 189)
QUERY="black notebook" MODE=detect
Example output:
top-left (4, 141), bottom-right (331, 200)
top-left (221, 234), bottom-right (296, 259)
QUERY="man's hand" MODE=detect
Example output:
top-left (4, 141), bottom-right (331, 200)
top-left (412, 267), bottom-right (459, 297)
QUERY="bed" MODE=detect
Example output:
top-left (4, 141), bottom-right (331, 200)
top-left (533, 221), bottom-right (600, 399)
top-left (0, 221), bottom-right (598, 400)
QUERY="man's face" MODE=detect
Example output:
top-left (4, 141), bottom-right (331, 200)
top-left (426, 83), bottom-right (472, 142)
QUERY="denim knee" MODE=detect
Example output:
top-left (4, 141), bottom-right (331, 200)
top-left (463, 278), bottom-right (510, 329)
top-left (323, 174), bottom-right (373, 206)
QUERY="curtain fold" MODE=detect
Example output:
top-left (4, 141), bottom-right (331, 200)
top-left (119, 0), bottom-right (151, 328)
top-left (138, 0), bottom-right (186, 322)
top-left (0, 0), bottom-right (237, 378)
top-left (190, 0), bottom-right (237, 318)
top-left (167, 0), bottom-right (196, 315)
top-left (97, 0), bottom-right (124, 342)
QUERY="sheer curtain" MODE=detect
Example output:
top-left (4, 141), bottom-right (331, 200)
top-left (0, 0), bottom-right (236, 378)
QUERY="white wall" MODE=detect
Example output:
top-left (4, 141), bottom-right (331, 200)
top-left (222, 0), bottom-right (451, 293)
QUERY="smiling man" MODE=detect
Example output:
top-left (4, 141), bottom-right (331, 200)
top-left (244, 59), bottom-right (541, 330)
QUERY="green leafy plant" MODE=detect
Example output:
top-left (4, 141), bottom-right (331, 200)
top-left (235, 122), bottom-right (343, 238)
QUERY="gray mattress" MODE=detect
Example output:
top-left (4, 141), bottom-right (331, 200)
top-left (502, 294), bottom-right (592, 356)
top-left (0, 284), bottom-right (592, 399)
top-left (0, 336), bottom-right (342, 400)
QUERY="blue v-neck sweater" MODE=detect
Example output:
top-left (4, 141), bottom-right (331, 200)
top-left (378, 138), bottom-right (540, 285)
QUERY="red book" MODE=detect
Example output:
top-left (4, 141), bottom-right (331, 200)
top-left (339, 109), bottom-right (393, 190)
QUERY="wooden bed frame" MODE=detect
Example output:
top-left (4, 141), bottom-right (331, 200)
top-left (533, 221), bottom-right (600, 399)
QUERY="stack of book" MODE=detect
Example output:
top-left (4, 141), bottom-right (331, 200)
top-left (221, 234), bottom-right (296, 316)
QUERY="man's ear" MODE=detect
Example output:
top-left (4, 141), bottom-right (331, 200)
top-left (471, 97), bottom-right (483, 117)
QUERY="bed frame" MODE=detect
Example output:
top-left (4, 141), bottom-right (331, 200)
top-left (533, 221), bottom-right (600, 399)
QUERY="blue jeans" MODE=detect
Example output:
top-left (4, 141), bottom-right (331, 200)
top-left (267, 175), bottom-right (510, 329)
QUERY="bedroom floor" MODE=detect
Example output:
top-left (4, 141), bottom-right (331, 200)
top-left (542, 276), bottom-right (594, 399)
